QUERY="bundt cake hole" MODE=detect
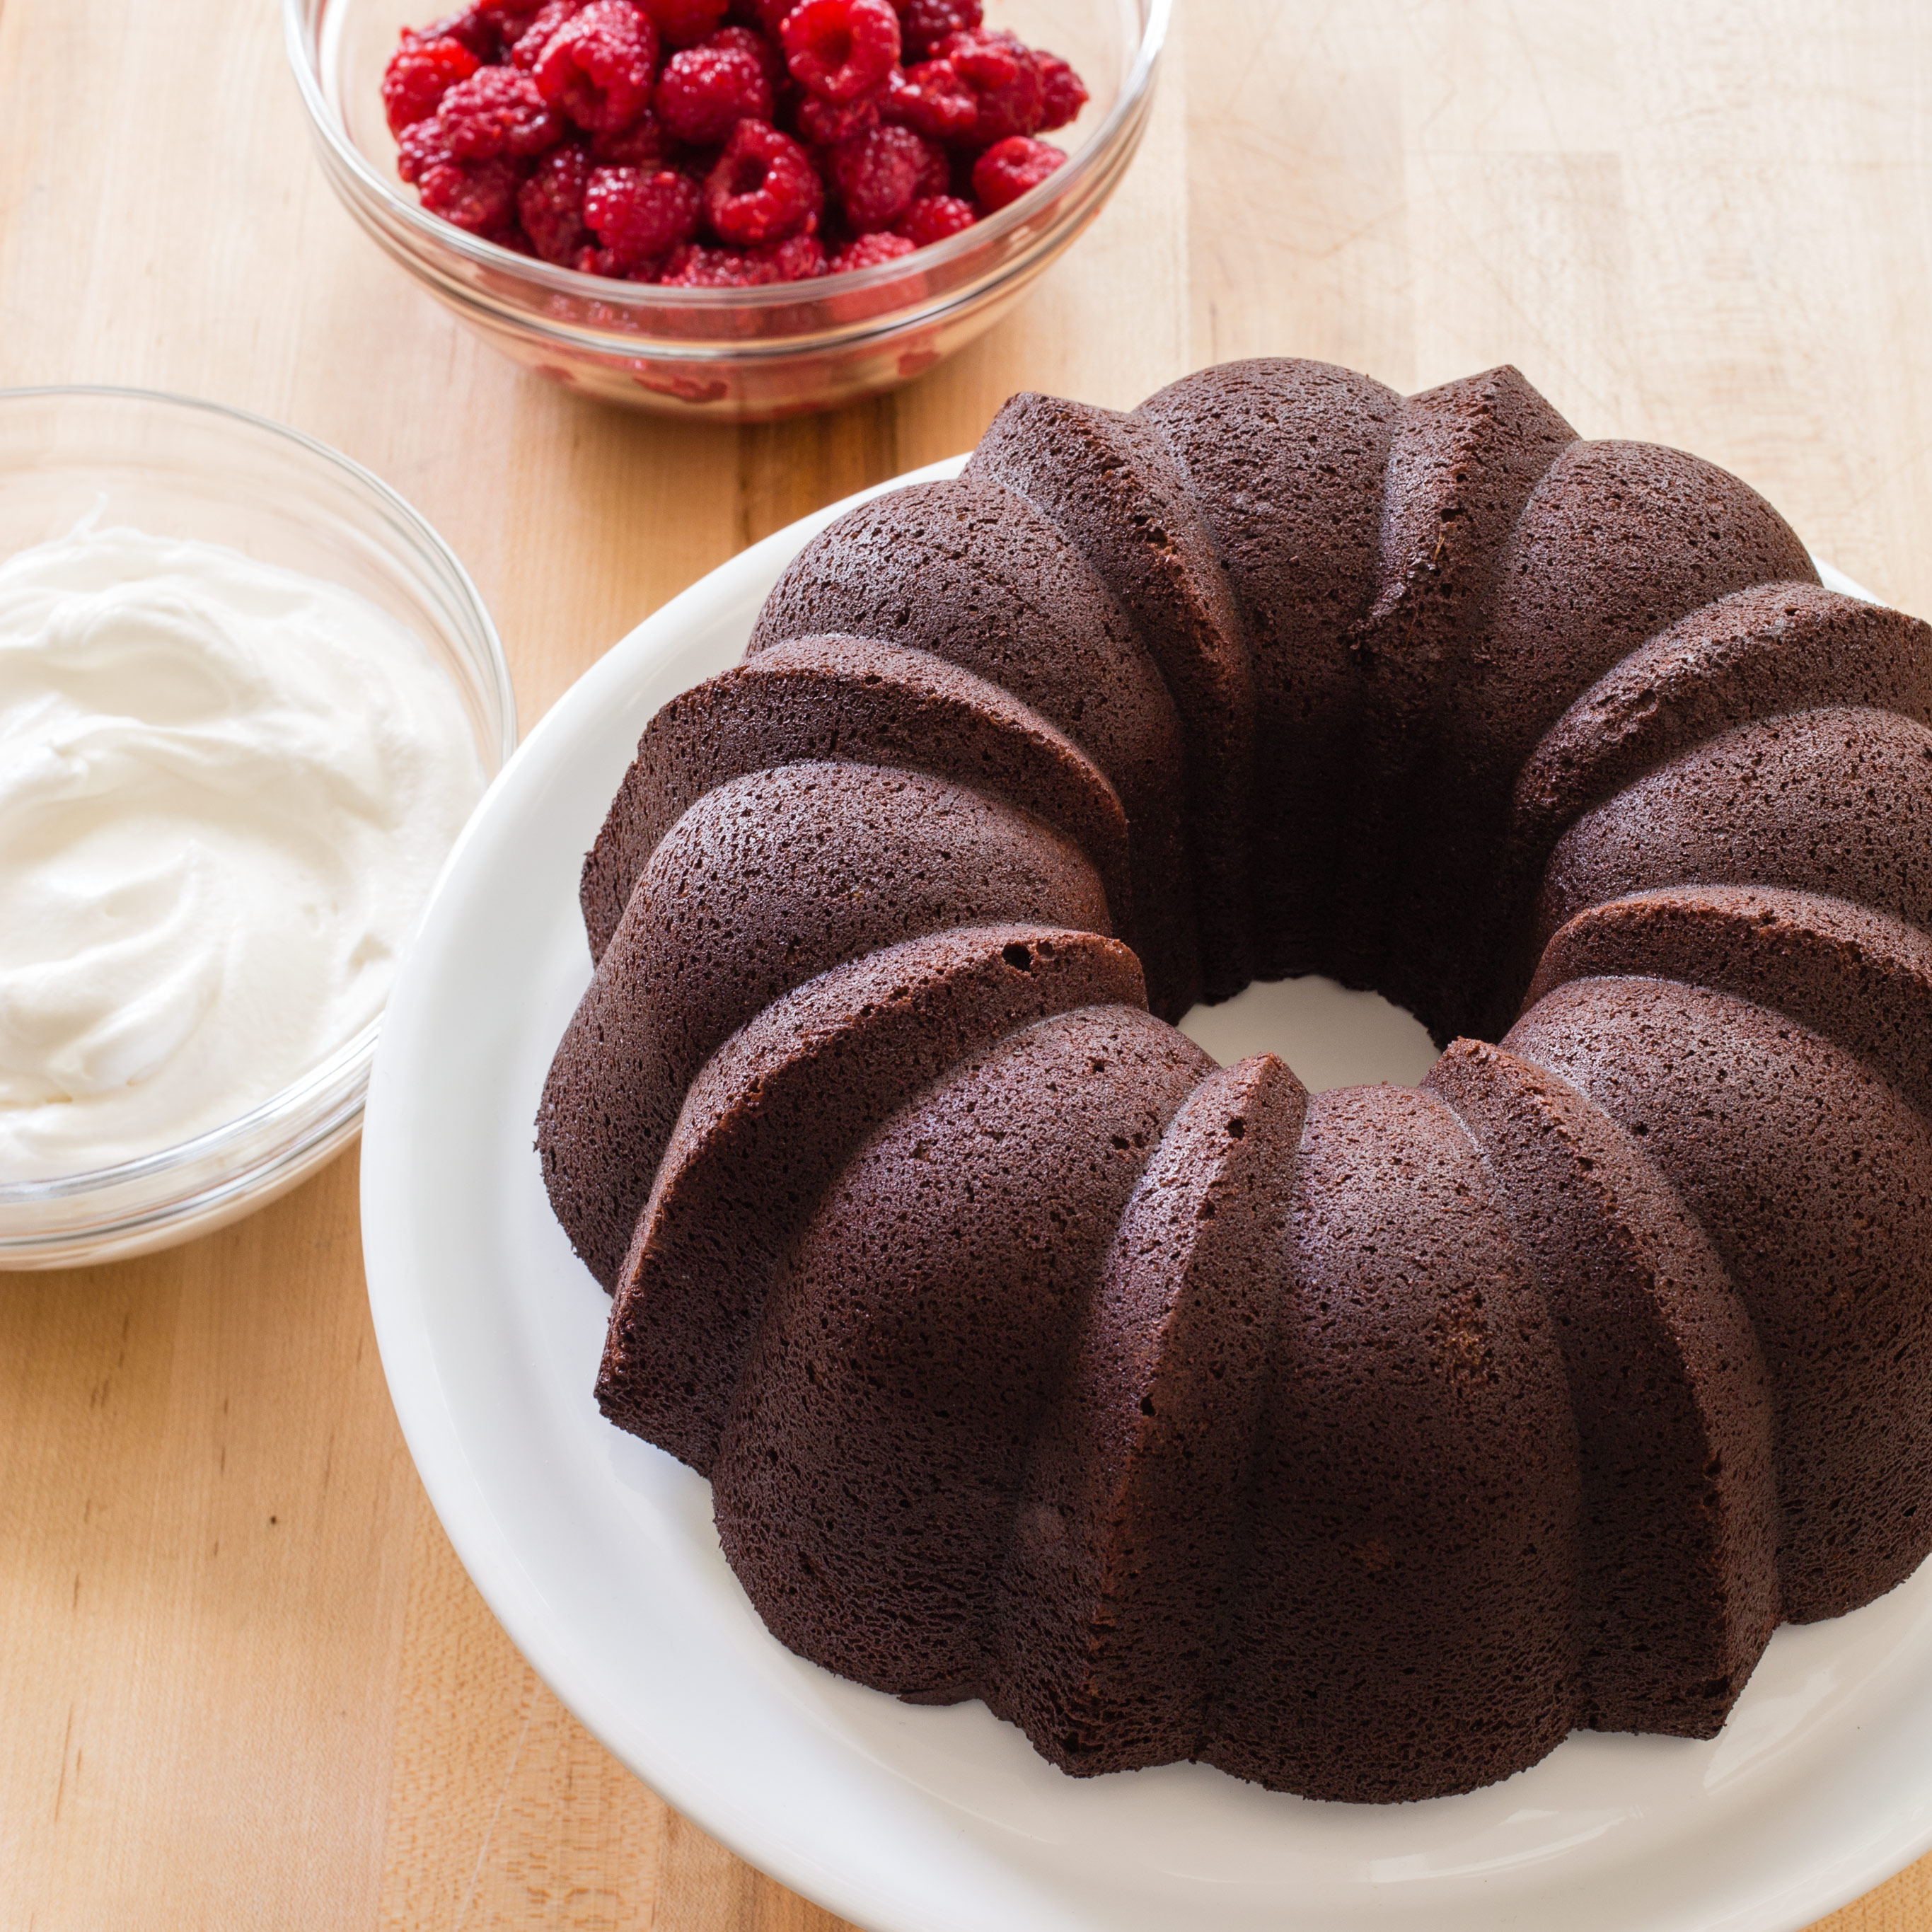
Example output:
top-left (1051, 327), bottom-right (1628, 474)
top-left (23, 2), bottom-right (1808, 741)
top-left (1176, 974), bottom-right (1439, 1092)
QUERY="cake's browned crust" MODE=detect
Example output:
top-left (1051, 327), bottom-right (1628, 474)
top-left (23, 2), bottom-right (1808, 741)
top-left (1427, 1041), bottom-right (1780, 1736)
top-left (1486, 585), bottom-right (1932, 1029)
top-left (748, 478), bottom-right (1201, 1017)
top-left (1404, 441), bottom-right (1820, 1040)
top-left (967, 393), bottom-right (1259, 1000)
top-left (1510, 586), bottom-right (1932, 864)
top-left (1342, 367), bottom-right (1578, 1029)
top-left (1472, 439), bottom-right (1819, 762)
top-left (986, 1054), bottom-right (1306, 1775)
top-left (1527, 884), bottom-right (1932, 1121)
top-left (1200, 1086), bottom-right (1580, 1802)
top-left (579, 634), bottom-right (1137, 966)
top-left (1534, 705), bottom-right (1932, 954)
top-left (1508, 976), bottom-right (1932, 1619)
top-left (539, 357), bottom-right (1932, 1806)
top-left (710, 1005), bottom-right (1212, 1702)
top-left (543, 764), bottom-right (1113, 1288)
top-left (597, 926), bottom-right (1148, 1473)
top-left (1138, 359), bottom-right (1399, 981)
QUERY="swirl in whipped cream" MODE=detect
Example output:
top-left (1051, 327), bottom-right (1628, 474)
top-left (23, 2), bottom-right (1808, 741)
top-left (0, 521), bottom-right (485, 1180)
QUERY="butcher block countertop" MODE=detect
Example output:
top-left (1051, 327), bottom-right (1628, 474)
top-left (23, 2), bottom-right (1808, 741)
top-left (4, 1), bottom-right (1931, 1926)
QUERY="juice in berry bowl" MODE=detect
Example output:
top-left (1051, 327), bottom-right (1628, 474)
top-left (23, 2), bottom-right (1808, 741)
top-left (286, 0), bottom-right (1167, 417)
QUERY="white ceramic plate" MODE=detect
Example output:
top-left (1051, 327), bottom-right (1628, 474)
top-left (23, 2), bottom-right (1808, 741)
top-left (361, 463), bottom-right (1932, 1932)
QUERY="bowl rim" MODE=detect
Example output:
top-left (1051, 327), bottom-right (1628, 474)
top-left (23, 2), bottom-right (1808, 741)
top-left (284, 0), bottom-right (1172, 316)
top-left (0, 381), bottom-right (514, 1212)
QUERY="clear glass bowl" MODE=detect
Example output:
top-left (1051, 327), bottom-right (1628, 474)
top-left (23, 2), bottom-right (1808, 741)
top-left (0, 388), bottom-right (515, 1270)
top-left (284, 0), bottom-right (1168, 420)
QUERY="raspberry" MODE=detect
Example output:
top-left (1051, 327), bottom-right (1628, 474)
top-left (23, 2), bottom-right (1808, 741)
top-left (437, 65), bottom-right (563, 158)
top-left (656, 230), bottom-right (823, 282)
top-left (971, 133), bottom-right (1061, 210)
top-left (518, 141), bottom-right (594, 260)
top-left (707, 23), bottom-right (785, 83)
top-left (781, 0), bottom-right (900, 103)
top-left (879, 58), bottom-right (976, 139)
top-left (506, 0), bottom-right (586, 64)
top-left (423, 8), bottom-right (509, 59)
top-left (731, 0), bottom-right (799, 38)
top-left (935, 28), bottom-right (1041, 141)
top-left (383, 32), bottom-right (482, 133)
top-left (894, 0), bottom-right (978, 60)
top-left (639, 0), bottom-right (729, 45)
top-left (585, 163), bottom-right (703, 265)
top-left (829, 229), bottom-right (915, 272)
top-left (419, 153), bottom-right (524, 233)
top-left (827, 122), bottom-right (936, 230)
top-left (704, 118), bottom-right (821, 243)
top-left (654, 42), bottom-right (773, 142)
top-left (892, 191), bottom-right (973, 246)
top-left (1034, 50), bottom-right (1086, 132)
top-left (534, 0), bottom-right (660, 134)
top-left (760, 230), bottom-right (827, 277)
top-left (659, 241), bottom-right (775, 284)
top-left (794, 93), bottom-right (878, 145)
top-left (397, 115), bottom-right (456, 183)
top-left (591, 110), bottom-right (667, 166)
top-left (482, 0), bottom-right (548, 27)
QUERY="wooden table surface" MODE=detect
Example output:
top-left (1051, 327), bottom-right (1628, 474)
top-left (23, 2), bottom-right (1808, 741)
top-left (4, 1), bottom-right (1931, 1926)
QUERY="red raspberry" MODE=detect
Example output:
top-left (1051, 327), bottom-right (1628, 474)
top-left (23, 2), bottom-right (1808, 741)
top-left (935, 28), bottom-right (1042, 141)
top-left (706, 23), bottom-right (785, 84)
top-left (419, 153), bottom-right (524, 233)
top-left (437, 66), bottom-right (563, 158)
top-left (518, 141), bottom-right (594, 261)
top-left (892, 191), bottom-right (973, 246)
top-left (893, 0), bottom-right (979, 60)
top-left (794, 93), bottom-right (878, 144)
top-left (586, 163), bottom-right (704, 265)
top-left (1034, 50), bottom-right (1087, 132)
top-left (658, 241), bottom-right (776, 284)
top-left (397, 115), bottom-right (456, 184)
top-left (422, 8), bottom-right (509, 59)
top-left (482, 0), bottom-right (549, 30)
top-left (591, 110), bottom-right (667, 166)
top-left (704, 119), bottom-right (821, 243)
top-left (639, 0), bottom-right (729, 45)
top-left (508, 0), bottom-right (591, 66)
top-left (383, 32), bottom-right (482, 133)
top-left (879, 58), bottom-right (976, 139)
top-left (730, 0), bottom-right (799, 37)
top-left (827, 122), bottom-right (936, 230)
top-left (971, 133), bottom-right (1062, 209)
top-left (780, 0), bottom-right (900, 103)
top-left (534, 0), bottom-right (659, 134)
top-left (654, 42), bottom-right (773, 142)
top-left (829, 229), bottom-right (915, 273)
top-left (654, 231), bottom-right (823, 282)
top-left (760, 230), bottom-right (828, 277)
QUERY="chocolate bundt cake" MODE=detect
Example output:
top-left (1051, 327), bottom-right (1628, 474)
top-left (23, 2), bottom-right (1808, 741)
top-left (538, 359), bottom-right (1932, 1804)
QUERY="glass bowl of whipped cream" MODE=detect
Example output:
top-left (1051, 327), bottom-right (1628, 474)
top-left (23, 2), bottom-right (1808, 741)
top-left (0, 388), bottom-right (514, 1268)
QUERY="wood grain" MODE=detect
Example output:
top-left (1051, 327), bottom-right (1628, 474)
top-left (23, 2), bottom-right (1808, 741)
top-left (2, 0), bottom-right (1931, 1926)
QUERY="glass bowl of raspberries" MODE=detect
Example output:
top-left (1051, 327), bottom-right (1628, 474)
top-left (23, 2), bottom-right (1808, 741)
top-left (287, 0), bottom-right (1165, 418)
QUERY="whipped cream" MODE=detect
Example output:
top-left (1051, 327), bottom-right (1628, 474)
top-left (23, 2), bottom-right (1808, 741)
top-left (0, 521), bottom-right (487, 1181)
